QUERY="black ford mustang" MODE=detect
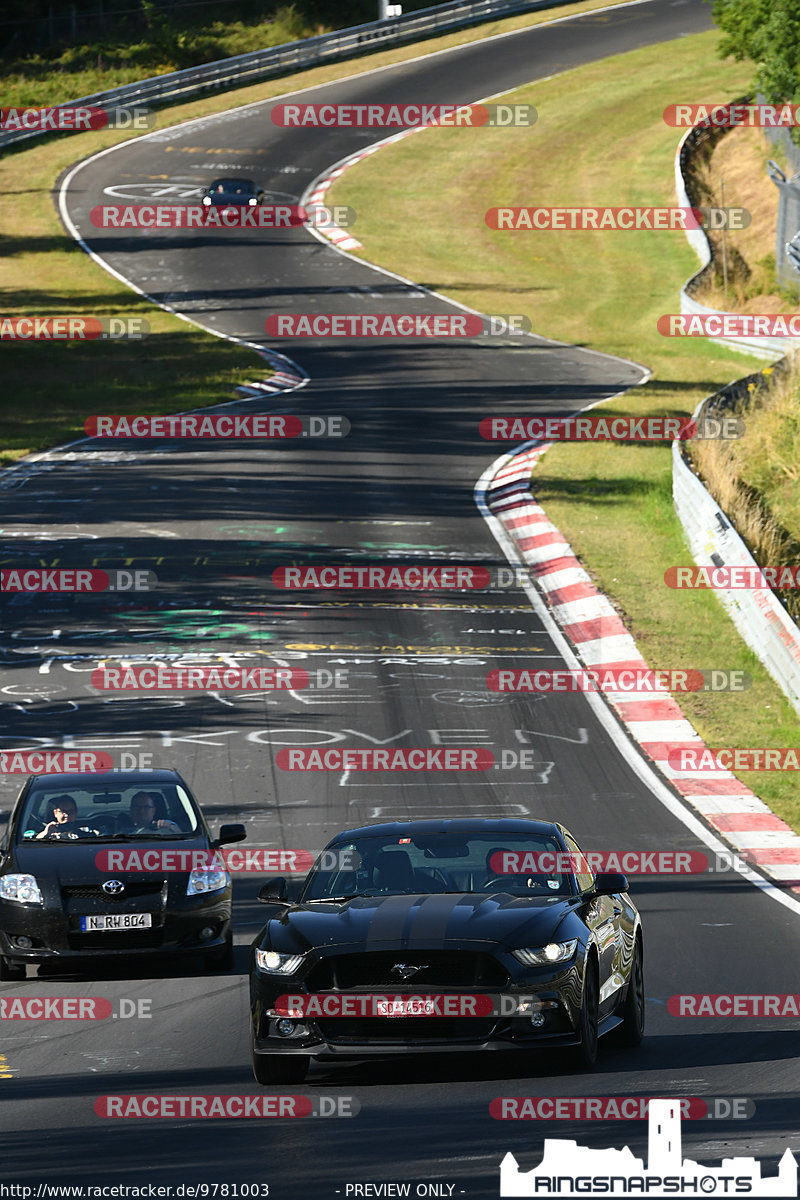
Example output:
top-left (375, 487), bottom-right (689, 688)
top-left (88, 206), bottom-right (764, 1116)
top-left (201, 177), bottom-right (264, 207)
top-left (249, 819), bottom-right (644, 1083)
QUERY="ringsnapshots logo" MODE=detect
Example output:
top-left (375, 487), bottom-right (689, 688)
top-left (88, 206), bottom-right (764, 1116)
top-left (84, 414), bottom-right (349, 439)
top-left (1, 568), bottom-right (155, 592)
top-left (487, 668), bottom-right (751, 693)
top-left (498, 1099), bottom-right (797, 1198)
top-left (0, 106), bottom-right (154, 132)
top-left (271, 103), bottom-right (537, 128)
top-left (264, 314), bottom-right (530, 338)
top-left (486, 207), bottom-right (750, 231)
top-left (0, 317), bottom-right (149, 340)
top-left (479, 415), bottom-right (744, 441)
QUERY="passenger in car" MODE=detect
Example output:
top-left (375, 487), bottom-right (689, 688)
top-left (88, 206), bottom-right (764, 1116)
top-left (35, 795), bottom-right (100, 839)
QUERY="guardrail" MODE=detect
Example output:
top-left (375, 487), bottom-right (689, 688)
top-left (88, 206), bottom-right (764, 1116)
top-left (674, 116), bottom-right (794, 360)
top-left (0, 0), bottom-right (572, 154)
top-left (672, 114), bottom-right (800, 712)
top-left (672, 395), bottom-right (800, 717)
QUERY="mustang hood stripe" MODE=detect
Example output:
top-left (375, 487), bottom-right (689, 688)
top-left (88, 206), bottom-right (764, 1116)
top-left (365, 895), bottom-right (424, 945)
top-left (408, 893), bottom-right (468, 941)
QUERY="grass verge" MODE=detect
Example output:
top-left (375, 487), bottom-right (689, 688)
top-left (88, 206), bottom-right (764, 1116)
top-left (0, 0), bottom-right (639, 469)
top-left (326, 29), bottom-right (800, 831)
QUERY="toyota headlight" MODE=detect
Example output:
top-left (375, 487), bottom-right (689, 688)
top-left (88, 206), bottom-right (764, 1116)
top-left (255, 949), bottom-right (305, 975)
top-left (187, 867), bottom-right (229, 896)
top-left (0, 874), bottom-right (43, 904)
top-left (513, 940), bottom-right (577, 966)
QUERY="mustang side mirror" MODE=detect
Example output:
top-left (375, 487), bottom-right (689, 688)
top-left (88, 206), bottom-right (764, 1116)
top-left (258, 876), bottom-right (288, 903)
top-left (592, 871), bottom-right (628, 896)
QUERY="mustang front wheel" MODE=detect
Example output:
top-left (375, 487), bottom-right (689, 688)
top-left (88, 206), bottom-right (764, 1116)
top-left (571, 957), bottom-right (599, 1069)
top-left (617, 935), bottom-right (645, 1046)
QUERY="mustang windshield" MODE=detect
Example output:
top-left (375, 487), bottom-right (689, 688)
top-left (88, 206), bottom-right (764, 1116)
top-left (19, 782), bottom-right (200, 841)
top-left (209, 178), bottom-right (256, 195)
top-left (300, 833), bottom-right (580, 900)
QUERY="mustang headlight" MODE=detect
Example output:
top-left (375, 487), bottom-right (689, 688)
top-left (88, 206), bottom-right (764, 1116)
top-left (255, 949), bottom-right (305, 975)
top-left (0, 874), bottom-right (43, 904)
top-left (513, 940), bottom-right (577, 966)
top-left (186, 867), bottom-right (229, 896)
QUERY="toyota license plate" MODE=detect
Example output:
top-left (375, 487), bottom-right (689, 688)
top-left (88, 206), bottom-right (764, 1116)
top-left (79, 913), bottom-right (152, 931)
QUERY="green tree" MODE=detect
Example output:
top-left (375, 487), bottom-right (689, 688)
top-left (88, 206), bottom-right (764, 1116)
top-left (713, 0), bottom-right (800, 103)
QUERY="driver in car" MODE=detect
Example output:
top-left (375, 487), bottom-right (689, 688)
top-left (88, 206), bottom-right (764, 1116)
top-left (128, 791), bottom-right (181, 833)
top-left (35, 795), bottom-right (100, 840)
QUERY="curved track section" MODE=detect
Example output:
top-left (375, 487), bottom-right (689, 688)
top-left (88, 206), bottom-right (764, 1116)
top-left (5, 2), bottom-right (800, 1195)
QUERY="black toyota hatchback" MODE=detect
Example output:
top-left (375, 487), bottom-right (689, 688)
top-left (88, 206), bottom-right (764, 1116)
top-left (0, 769), bottom-right (246, 978)
top-left (249, 818), bottom-right (644, 1083)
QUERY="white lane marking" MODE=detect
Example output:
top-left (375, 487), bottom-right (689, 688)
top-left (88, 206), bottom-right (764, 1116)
top-left (57, 0), bottom-right (651, 386)
top-left (475, 445), bottom-right (800, 921)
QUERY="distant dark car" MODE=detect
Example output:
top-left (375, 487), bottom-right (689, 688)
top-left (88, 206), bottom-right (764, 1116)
top-left (0, 769), bottom-right (246, 979)
top-left (201, 177), bottom-right (264, 207)
top-left (249, 818), bottom-right (643, 1084)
